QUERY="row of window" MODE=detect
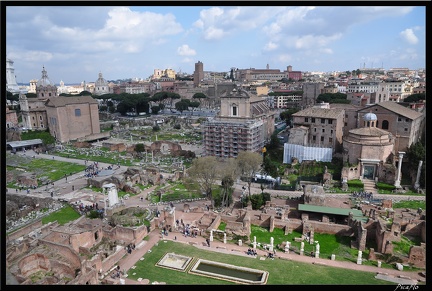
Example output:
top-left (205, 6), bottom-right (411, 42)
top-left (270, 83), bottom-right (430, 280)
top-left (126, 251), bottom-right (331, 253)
top-left (304, 117), bottom-right (333, 124)
top-left (312, 136), bottom-right (333, 143)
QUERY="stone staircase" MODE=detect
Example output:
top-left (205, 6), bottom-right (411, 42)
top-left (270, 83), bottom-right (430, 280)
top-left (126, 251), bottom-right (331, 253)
top-left (362, 179), bottom-right (378, 194)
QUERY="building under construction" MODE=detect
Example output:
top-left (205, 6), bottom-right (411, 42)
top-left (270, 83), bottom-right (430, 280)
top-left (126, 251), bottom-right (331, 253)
top-left (202, 86), bottom-right (276, 158)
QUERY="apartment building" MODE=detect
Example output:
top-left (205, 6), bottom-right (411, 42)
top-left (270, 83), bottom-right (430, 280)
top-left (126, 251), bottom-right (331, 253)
top-left (234, 65), bottom-right (302, 82)
top-left (290, 106), bottom-right (345, 152)
top-left (272, 94), bottom-right (302, 109)
top-left (202, 87), bottom-right (276, 158)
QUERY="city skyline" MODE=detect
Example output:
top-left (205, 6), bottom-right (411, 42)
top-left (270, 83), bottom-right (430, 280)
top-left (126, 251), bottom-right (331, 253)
top-left (5, 4), bottom-right (426, 84)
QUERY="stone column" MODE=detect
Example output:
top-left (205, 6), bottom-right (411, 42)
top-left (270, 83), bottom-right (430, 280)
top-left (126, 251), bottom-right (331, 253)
top-left (394, 152), bottom-right (405, 188)
top-left (414, 160), bottom-right (423, 190)
top-left (223, 233), bottom-right (227, 244)
top-left (357, 251), bottom-right (362, 265)
top-left (315, 243), bottom-right (320, 258)
top-left (210, 230), bottom-right (214, 242)
top-left (285, 241), bottom-right (290, 253)
top-left (253, 236), bottom-right (257, 250)
top-left (269, 237), bottom-right (274, 252)
top-left (300, 241), bottom-right (304, 255)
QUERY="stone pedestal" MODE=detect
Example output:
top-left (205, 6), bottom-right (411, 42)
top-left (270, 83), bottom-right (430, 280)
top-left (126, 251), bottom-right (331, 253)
top-left (331, 254), bottom-right (335, 260)
top-left (377, 261), bottom-right (382, 268)
top-left (238, 239), bottom-right (242, 246)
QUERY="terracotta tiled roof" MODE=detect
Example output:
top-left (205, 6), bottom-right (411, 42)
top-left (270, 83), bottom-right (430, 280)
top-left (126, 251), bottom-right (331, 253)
top-left (45, 96), bottom-right (98, 107)
top-left (366, 101), bottom-right (423, 120)
top-left (292, 107), bottom-right (344, 119)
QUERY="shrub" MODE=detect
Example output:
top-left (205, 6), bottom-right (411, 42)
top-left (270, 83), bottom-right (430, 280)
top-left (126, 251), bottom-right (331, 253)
top-left (376, 182), bottom-right (396, 191)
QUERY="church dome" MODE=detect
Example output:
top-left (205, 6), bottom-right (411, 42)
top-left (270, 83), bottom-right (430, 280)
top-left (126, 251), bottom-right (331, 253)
top-left (37, 66), bottom-right (55, 87)
top-left (363, 112), bottom-right (377, 121)
top-left (95, 72), bottom-right (108, 86)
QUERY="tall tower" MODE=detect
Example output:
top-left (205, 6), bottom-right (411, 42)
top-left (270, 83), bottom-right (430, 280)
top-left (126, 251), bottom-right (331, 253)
top-left (6, 58), bottom-right (20, 93)
top-left (194, 61), bottom-right (204, 87)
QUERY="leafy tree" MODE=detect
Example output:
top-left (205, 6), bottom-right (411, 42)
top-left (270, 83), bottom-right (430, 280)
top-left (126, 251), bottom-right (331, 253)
top-left (316, 92), bottom-right (348, 104)
top-left (406, 141), bottom-right (426, 188)
top-left (6, 91), bottom-right (19, 102)
top-left (192, 92), bottom-right (208, 108)
top-left (135, 143), bottom-right (145, 153)
top-left (187, 156), bottom-right (220, 206)
top-left (189, 101), bottom-right (200, 112)
top-left (79, 90), bottom-right (93, 96)
top-left (237, 151), bottom-right (263, 197)
top-left (151, 105), bottom-right (161, 114)
top-left (25, 93), bottom-right (37, 98)
top-left (21, 129), bottom-right (55, 146)
top-left (403, 93), bottom-right (425, 103)
top-left (280, 108), bottom-right (299, 126)
top-left (218, 157), bottom-right (238, 207)
top-left (175, 100), bottom-right (189, 113)
top-left (262, 155), bottom-right (278, 178)
top-left (220, 175), bottom-right (234, 208)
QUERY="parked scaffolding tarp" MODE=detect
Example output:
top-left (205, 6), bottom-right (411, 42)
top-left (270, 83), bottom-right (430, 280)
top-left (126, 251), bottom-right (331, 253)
top-left (283, 143), bottom-right (332, 164)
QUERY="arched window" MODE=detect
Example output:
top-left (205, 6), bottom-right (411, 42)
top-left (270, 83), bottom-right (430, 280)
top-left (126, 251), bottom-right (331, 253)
top-left (232, 103), bottom-right (238, 116)
top-left (382, 120), bottom-right (389, 130)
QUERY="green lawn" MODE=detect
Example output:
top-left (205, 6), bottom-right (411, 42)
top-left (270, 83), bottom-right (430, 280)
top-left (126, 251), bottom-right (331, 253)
top-left (126, 240), bottom-right (396, 285)
top-left (41, 204), bottom-right (81, 225)
top-left (6, 153), bottom-right (86, 187)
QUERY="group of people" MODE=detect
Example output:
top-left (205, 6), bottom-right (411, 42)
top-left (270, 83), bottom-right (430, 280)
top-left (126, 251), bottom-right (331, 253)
top-left (111, 265), bottom-right (122, 279)
top-left (126, 243), bottom-right (135, 254)
top-left (84, 162), bottom-right (101, 178)
top-left (246, 248), bottom-right (258, 256)
top-left (351, 190), bottom-right (374, 200)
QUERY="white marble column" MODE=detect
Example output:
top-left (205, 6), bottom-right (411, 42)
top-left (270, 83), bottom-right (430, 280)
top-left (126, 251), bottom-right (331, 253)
top-left (394, 152), bottom-right (405, 188)
top-left (414, 160), bottom-right (423, 190)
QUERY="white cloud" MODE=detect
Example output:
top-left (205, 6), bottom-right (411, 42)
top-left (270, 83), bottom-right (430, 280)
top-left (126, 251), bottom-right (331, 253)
top-left (20, 51), bottom-right (54, 62)
top-left (400, 28), bottom-right (418, 45)
top-left (263, 42), bottom-right (278, 51)
top-left (204, 26), bottom-right (225, 40)
top-left (177, 45), bottom-right (196, 56)
top-left (277, 54), bottom-right (292, 63)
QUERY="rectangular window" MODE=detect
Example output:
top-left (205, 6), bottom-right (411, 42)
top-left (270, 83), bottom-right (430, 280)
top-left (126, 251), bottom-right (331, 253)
top-left (232, 106), bottom-right (237, 116)
top-left (314, 128), bottom-right (317, 132)
top-left (322, 129), bottom-right (325, 133)
top-left (404, 128), bottom-right (408, 131)
top-left (320, 136), bottom-right (324, 142)
top-left (398, 117), bottom-right (402, 121)
top-left (329, 137), bottom-right (333, 143)
top-left (312, 135), bottom-right (316, 141)
top-left (321, 118), bottom-right (325, 123)
top-left (328, 119), bottom-right (333, 124)
top-left (75, 109), bottom-right (81, 116)
top-left (305, 117), bottom-right (308, 122)
top-left (311, 118), bottom-right (315, 123)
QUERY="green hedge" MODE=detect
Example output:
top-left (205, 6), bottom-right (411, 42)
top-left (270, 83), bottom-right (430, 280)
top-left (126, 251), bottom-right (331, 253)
top-left (347, 179), bottom-right (364, 188)
top-left (376, 182), bottom-right (396, 191)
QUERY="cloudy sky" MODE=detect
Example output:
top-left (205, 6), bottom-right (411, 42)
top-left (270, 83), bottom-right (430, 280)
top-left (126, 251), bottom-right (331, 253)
top-left (5, 4), bottom-right (426, 85)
